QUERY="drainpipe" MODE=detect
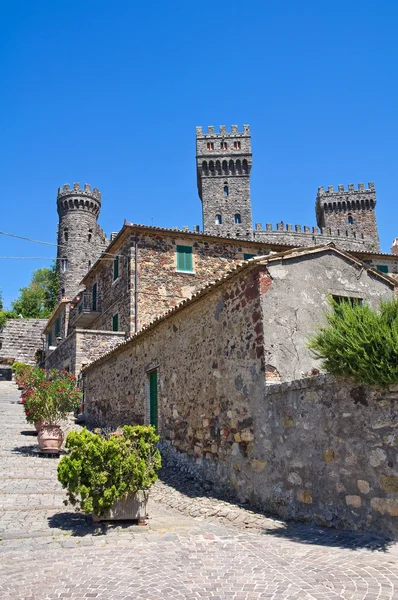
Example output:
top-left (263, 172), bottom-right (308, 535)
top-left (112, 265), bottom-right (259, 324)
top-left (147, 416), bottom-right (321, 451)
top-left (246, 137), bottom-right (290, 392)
top-left (134, 235), bottom-right (139, 333)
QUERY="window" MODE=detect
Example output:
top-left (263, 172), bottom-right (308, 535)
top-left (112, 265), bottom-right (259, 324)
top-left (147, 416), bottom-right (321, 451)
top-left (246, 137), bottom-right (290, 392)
top-left (233, 141), bottom-right (241, 149)
top-left (112, 313), bottom-right (119, 332)
top-left (215, 214), bottom-right (222, 225)
top-left (220, 141), bottom-right (227, 149)
top-left (88, 260), bottom-right (91, 268)
top-left (376, 265), bottom-right (389, 274)
top-left (348, 214), bottom-right (354, 225)
top-left (234, 214), bottom-right (242, 224)
top-left (244, 253), bottom-right (256, 260)
top-left (176, 245), bottom-right (193, 272)
top-left (47, 331), bottom-right (52, 348)
top-left (206, 142), bottom-right (214, 150)
top-left (113, 255), bottom-right (119, 281)
top-left (64, 229), bottom-right (68, 241)
top-left (55, 317), bottom-right (61, 338)
top-left (61, 258), bottom-right (68, 272)
top-left (223, 185), bottom-right (229, 197)
top-left (332, 295), bottom-right (363, 307)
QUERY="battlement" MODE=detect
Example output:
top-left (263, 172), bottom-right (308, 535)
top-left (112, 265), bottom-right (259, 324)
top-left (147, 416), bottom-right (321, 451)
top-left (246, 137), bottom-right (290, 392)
top-left (317, 182), bottom-right (375, 196)
top-left (254, 221), bottom-right (366, 239)
top-left (196, 125), bottom-right (250, 138)
top-left (57, 183), bottom-right (102, 202)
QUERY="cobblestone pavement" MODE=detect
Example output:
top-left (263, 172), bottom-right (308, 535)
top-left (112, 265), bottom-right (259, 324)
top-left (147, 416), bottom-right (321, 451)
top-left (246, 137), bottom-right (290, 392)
top-left (1, 380), bottom-right (398, 599)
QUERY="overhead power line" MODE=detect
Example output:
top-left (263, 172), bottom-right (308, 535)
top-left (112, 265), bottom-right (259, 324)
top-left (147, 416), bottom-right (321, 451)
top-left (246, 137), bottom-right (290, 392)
top-left (0, 231), bottom-right (58, 246)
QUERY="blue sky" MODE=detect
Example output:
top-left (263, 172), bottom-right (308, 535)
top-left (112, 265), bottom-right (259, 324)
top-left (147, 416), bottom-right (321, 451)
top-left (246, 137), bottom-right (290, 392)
top-left (1, 1), bottom-right (398, 308)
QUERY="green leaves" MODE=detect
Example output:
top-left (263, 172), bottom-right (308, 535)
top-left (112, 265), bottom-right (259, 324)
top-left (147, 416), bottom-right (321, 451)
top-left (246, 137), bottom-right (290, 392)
top-left (308, 297), bottom-right (398, 386)
top-left (57, 426), bottom-right (161, 517)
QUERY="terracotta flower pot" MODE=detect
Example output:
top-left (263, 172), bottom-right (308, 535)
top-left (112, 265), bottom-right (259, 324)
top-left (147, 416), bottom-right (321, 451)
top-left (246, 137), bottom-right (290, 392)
top-left (38, 424), bottom-right (64, 454)
top-left (34, 420), bottom-right (46, 432)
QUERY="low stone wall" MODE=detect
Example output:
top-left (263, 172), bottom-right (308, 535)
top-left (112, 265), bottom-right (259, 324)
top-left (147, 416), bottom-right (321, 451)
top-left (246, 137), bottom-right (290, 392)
top-left (46, 329), bottom-right (125, 375)
top-left (161, 376), bottom-right (398, 538)
top-left (0, 319), bottom-right (47, 365)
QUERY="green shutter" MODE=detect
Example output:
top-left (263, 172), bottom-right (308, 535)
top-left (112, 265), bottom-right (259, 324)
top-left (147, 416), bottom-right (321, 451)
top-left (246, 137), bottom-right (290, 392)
top-left (376, 265), bottom-right (389, 274)
top-left (112, 313), bottom-right (119, 332)
top-left (55, 317), bottom-right (61, 338)
top-left (149, 370), bottom-right (158, 430)
top-left (176, 245), bottom-right (193, 272)
top-left (113, 255), bottom-right (119, 280)
top-left (244, 253), bottom-right (256, 260)
top-left (48, 331), bottom-right (52, 347)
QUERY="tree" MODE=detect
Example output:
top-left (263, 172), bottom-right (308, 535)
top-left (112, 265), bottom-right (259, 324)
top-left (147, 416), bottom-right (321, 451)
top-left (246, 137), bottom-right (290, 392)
top-left (11, 264), bottom-right (59, 319)
top-left (308, 297), bottom-right (398, 387)
top-left (0, 290), bottom-right (17, 330)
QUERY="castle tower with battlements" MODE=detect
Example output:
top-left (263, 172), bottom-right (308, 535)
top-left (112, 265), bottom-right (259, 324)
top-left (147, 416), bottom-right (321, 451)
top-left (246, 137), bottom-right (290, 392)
top-left (316, 183), bottom-right (380, 251)
top-left (196, 125), bottom-right (253, 239)
top-left (56, 183), bottom-right (109, 300)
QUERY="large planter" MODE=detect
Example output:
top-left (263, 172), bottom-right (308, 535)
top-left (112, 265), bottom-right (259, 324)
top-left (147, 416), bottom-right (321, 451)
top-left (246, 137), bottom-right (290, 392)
top-left (38, 424), bottom-right (64, 454)
top-left (92, 491), bottom-right (149, 523)
top-left (34, 420), bottom-right (46, 432)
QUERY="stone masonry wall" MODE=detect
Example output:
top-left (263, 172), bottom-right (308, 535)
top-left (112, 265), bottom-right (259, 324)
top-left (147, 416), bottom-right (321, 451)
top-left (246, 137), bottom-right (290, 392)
top-left (253, 227), bottom-right (378, 252)
top-left (45, 330), bottom-right (77, 374)
top-left (0, 319), bottom-right (47, 365)
top-left (83, 259), bottom-right (398, 537)
top-left (85, 231), bottom-right (270, 336)
top-left (84, 266), bottom-right (266, 435)
top-left (262, 251), bottom-right (394, 382)
top-left (46, 329), bottom-right (125, 376)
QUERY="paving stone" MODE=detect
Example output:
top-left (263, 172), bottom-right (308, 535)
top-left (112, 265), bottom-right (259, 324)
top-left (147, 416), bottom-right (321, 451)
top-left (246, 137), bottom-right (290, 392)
top-left (1, 380), bottom-right (398, 599)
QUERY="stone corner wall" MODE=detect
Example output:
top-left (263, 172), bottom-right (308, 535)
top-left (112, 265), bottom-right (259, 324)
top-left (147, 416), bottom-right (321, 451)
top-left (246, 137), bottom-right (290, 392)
top-left (0, 319), bottom-right (47, 365)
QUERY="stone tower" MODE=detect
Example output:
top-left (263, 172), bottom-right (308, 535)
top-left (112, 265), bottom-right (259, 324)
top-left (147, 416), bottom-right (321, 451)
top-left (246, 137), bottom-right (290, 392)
top-left (316, 183), bottom-right (380, 251)
top-left (56, 183), bottom-right (108, 300)
top-left (196, 125), bottom-right (253, 239)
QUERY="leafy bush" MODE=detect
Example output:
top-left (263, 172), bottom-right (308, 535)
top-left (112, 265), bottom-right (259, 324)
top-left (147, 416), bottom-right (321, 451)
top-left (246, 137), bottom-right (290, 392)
top-left (23, 369), bottom-right (81, 425)
top-left (308, 297), bottom-right (398, 386)
top-left (57, 426), bottom-right (161, 516)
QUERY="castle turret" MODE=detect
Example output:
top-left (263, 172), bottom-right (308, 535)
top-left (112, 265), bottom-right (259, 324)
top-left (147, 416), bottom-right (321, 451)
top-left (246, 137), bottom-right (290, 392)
top-left (56, 183), bottom-right (108, 300)
top-left (196, 125), bottom-right (253, 239)
top-left (316, 183), bottom-right (380, 251)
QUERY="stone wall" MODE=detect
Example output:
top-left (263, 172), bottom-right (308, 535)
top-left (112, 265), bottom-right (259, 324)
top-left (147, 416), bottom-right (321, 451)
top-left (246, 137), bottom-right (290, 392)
top-left (253, 226), bottom-right (378, 252)
top-left (262, 251), bottom-right (393, 381)
top-left (83, 256), bottom-right (398, 536)
top-left (56, 184), bottom-right (109, 300)
top-left (46, 328), bottom-right (125, 375)
top-left (196, 125), bottom-right (253, 239)
top-left (85, 230), bottom-right (271, 336)
top-left (0, 319), bottom-right (47, 365)
top-left (84, 265), bottom-right (265, 432)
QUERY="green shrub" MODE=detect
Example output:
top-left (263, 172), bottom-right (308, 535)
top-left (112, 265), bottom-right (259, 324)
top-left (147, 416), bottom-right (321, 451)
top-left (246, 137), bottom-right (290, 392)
top-left (57, 425), bottom-right (161, 516)
top-left (22, 369), bottom-right (81, 425)
top-left (308, 297), bottom-right (398, 386)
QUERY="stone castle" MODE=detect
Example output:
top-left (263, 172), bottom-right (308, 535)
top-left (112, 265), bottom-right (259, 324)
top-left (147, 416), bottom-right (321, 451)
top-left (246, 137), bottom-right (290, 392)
top-left (57, 124), bottom-right (382, 299)
top-left (2, 124), bottom-right (398, 538)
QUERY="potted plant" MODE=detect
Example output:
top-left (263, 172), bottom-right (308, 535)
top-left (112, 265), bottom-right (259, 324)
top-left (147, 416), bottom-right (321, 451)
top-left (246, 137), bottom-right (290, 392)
top-left (57, 425), bottom-right (161, 522)
top-left (18, 366), bottom-right (47, 429)
top-left (12, 362), bottom-right (33, 390)
top-left (33, 370), bottom-right (81, 453)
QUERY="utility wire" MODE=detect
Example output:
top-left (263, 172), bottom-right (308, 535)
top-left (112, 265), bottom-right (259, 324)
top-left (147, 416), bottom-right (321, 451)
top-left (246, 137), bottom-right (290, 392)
top-left (0, 231), bottom-right (58, 246)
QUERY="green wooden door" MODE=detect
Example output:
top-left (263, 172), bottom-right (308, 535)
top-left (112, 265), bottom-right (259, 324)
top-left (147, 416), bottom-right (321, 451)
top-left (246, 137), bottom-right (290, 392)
top-left (92, 283), bottom-right (97, 311)
top-left (149, 370), bottom-right (158, 430)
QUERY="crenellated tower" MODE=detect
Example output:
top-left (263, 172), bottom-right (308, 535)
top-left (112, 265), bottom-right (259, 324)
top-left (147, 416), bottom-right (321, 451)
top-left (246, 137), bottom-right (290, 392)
top-left (56, 183), bottom-right (108, 300)
top-left (196, 125), bottom-right (253, 239)
top-left (316, 183), bottom-right (380, 251)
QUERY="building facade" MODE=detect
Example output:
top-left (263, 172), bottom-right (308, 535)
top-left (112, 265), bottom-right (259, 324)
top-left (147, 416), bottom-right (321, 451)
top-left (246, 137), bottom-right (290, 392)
top-left (82, 246), bottom-right (397, 537)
